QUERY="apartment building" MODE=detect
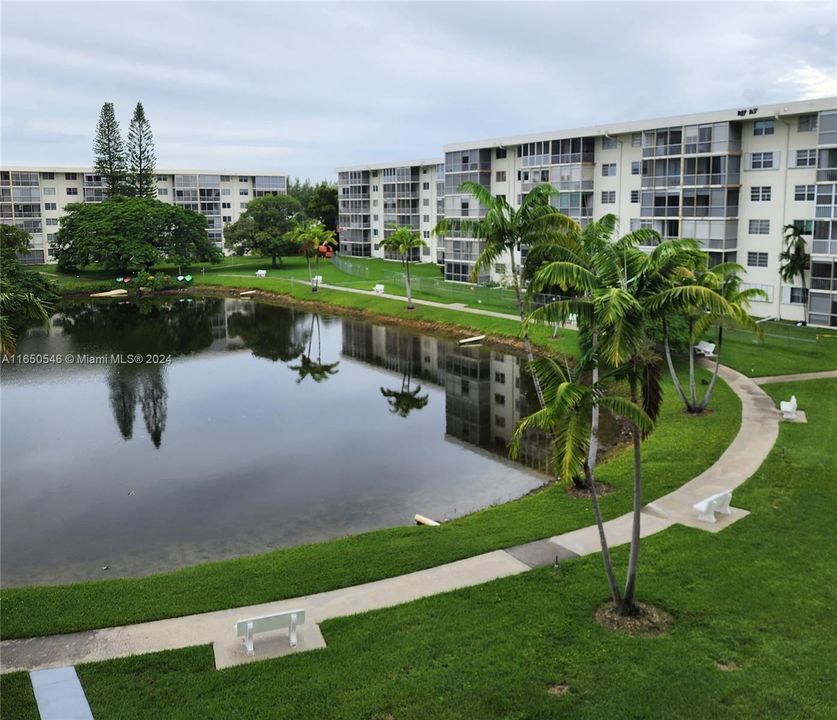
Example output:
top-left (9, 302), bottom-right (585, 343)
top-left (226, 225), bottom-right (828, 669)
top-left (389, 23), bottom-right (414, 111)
top-left (336, 159), bottom-right (445, 263)
top-left (0, 167), bottom-right (287, 264)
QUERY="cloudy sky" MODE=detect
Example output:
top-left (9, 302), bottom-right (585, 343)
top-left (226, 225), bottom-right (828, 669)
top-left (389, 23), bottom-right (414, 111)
top-left (2, 1), bottom-right (835, 180)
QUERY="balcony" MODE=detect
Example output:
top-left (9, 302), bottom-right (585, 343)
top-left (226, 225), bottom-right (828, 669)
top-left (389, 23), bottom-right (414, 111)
top-left (815, 205), bottom-right (837, 219)
top-left (811, 277), bottom-right (837, 291)
top-left (682, 172), bottom-right (741, 186)
top-left (642, 144), bottom-right (682, 158)
top-left (817, 169), bottom-right (837, 182)
top-left (681, 205), bottom-right (739, 218)
top-left (446, 162), bottom-right (491, 173)
top-left (551, 152), bottom-right (594, 164)
top-left (642, 175), bottom-right (681, 189)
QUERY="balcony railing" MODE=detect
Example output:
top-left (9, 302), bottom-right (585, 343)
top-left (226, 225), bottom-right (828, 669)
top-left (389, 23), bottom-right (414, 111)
top-left (682, 172), bottom-right (741, 186)
top-left (817, 169), bottom-right (837, 182)
top-left (811, 277), bottom-right (837, 291)
top-left (643, 144), bottom-right (682, 158)
top-left (642, 176), bottom-right (681, 188)
top-left (815, 205), bottom-right (837, 219)
top-left (446, 162), bottom-right (491, 173)
top-left (681, 205), bottom-right (739, 218)
top-left (551, 153), bottom-right (594, 164)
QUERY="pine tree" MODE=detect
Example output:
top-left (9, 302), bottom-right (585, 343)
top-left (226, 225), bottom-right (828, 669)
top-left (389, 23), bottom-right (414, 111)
top-left (93, 102), bottom-right (128, 198)
top-left (127, 102), bottom-right (157, 198)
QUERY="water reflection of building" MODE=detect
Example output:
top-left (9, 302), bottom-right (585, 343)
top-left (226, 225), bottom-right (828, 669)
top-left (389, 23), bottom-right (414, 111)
top-left (341, 320), bottom-right (550, 473)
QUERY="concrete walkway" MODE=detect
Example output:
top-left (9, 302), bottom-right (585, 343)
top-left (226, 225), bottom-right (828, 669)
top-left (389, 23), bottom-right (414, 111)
top-left (751, 369), bottom-right (837, 385)
top-left (29, 666), bottom-right (94, 720)
top-left (0, 363), bottom-right (787, 675)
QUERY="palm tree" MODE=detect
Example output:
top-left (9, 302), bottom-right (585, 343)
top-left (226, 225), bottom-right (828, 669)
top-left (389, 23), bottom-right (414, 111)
top-left (779, 223), bottom-right (810, 321)
top-left (292, 220), bottom-right (335, 292)
top-left (378, 225), bottom-right (427, 310)
top-left (289, 314), bottom-right (340, 383)
top-left (380, 376), bottom-right (429, 418)
top-left (0, 290), bottom-right (51, 356)
top-left (436, 182), bottom-right (579, 407)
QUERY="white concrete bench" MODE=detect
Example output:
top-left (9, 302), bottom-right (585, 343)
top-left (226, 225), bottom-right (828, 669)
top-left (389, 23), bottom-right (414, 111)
top-left (780, 395), bottom-right (798, 420)
top-left (255, 270), bottom-right (267, 278)
top-left (694, 340), bottom-right (717, 358)
top-left (235, 608), bottom-right (305, 655)
top-left (373, 283), bottom-right (385, 294)
top-left (693, 489), bottom-right (732, 523)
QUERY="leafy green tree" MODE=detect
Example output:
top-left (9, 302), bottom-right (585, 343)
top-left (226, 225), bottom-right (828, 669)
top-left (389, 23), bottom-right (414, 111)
top-left (286, 178), bottom-right (316, 211)
top-left (437, 182), bottom-right (578, 406)
top-left (127, 102), bottom-right (156, 198)
top-left (226, 303), bottom-right (308, 362)
top-left (51, 197), bottom-right (220, 272)
top-left (779, 223), bottom-right (810, 321)
top-left (307, 182), bottom-right (339, 230)
top-left (379, 225), bottom-right (427, 309)
top-left (224, 194), bottom-right (302, 267)
top-left (93, 101), bottom-right (128, 197)
top-left (0, 225), bottom-right (59, 355)
top-left (290, 219), bottom-right (335, 292)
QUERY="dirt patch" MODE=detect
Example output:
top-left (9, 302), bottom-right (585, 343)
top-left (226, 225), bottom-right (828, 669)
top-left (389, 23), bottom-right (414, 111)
top-left (715, 660), bottom-right (742, 672)
top-left (547, 684), bottom-right (571, 696)
top-left (594, 601), bottom-right (674, 636)
top-left (565, 481), bottom-right (615, 499)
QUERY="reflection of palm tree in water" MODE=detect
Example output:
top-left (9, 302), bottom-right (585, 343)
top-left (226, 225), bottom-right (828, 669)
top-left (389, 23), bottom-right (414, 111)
top-left (289, 314), bottom-right (339, 383)
top-left (379, 334), bottom-right (428, 418)
top-left (108, 364), bottom-right (168, 448)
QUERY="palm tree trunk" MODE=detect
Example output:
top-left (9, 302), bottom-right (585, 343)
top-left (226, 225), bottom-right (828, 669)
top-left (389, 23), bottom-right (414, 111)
top-left (698, 326), bottom-right (723, 412)
top-left (688, 317), bottom-right (697, 411)
top-left (405, 258), bottom-right (414, 310)
top-left (306, 256), bottom-right (313, 291)
top-left (509, 252), bottom-right (545, 407)
top-left (586, 331), bottom-right (622, 606)
top-left (622, 373), bottom-right (642, 614)
top-left (663, 324), bottom-right (689, 409)
top-left (312, 255), bottom-right (319, 293)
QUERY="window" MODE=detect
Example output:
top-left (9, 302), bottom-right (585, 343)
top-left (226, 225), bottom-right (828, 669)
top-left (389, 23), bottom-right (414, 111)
top-left (461, 379), bottom-right (470, 396)
top-left (750, 186), bottom-right (771, 201)
top-left (601, 191), bottom-right (616, 203)
top-left (423, 198), bottom-right (430, 206)
top-left (423, 214), bottom-right (430, 222)
top-left (372, 199), bottom-right (379, 207)
top-left (372, 228), bottom-right (378, 236)
top-left (793, 219), bottom-right (814, 234)
top-left (41, 172), bottom-right (55, 180)
top-left (630, 190), bottom-right (640, 203)
top-left (753, 119), bottom-right (774, 136)
top-left (238, 177), bottom-right (248, 182)
top-left (749, 219), bottom-right (770, 234)
top-left (222, 215), bottom-right (232, 223)
top-left (221, 188), bottom-right (231, 196)
top-left (494, 263), bottom-right (506, 275)
top-left (423, 231), bottom-right (430, 239)
top-left (46, 218), bottom-right (58, 226)
top-left (66, 187), bottom-right (78, 195)
top-left (794, 149), bottom-right (817, 167)
top-left (239, 189), bottom-right (248, 195)
top-left (222, 202), bottom-right (231, 209)
top-left (42, 187), bottom-right (56, 196)
top-left (65, 173), bottom-right (77, 180)
top-left (795, 184), bottom-right (815, 201)
top-left (751, 152), bottom-right (774, 169)
top-left (789, 287), bottom-right (808, 304)
top-left (631, 132), bottom-right (642, 147)
top-left (602, 163), bottom-right (616, 176)
top-left (494, 371), bottom-right (506, 384)
top-left (423, 182), bottom-right (430, 190)
top-left (495, 170), bottom-right (506, 182)
top-left (461, 200), bottom-right (469, 215)
top-left (372, 214), bottom-right (379, 221)
top-left (494, 415), bottom-right (506, 428)
top-left (602, 136), bottom-right (617, 150)
top-left (747, 252), bottom-right (768, 267)
top-left (44, 202), bottom-right (57, 210)
top-left (220, 175), bottom-right (230, 182)
top-left (494, 393), bottom-right (506, 405)
top-left (631, 161), bottom-right (640, 175)
top-left (798, 115), bottom-right (817, 132)
top-left (157, 175), bottom-right (168, 181)
top-left (47, 233), bottom-right (55, 242)
top-left (495, 147), bottom-right (507, 159)
top-left (372, 184), bottom-right (378, 192)
top-left (240, 203), bottom-right (247, 209)
top-left (157, 188), bottom-right (168, 196)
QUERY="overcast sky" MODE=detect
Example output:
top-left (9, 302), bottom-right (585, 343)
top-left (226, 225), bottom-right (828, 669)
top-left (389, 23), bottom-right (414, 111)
top-left (2, 1), bottom-right (835, 180)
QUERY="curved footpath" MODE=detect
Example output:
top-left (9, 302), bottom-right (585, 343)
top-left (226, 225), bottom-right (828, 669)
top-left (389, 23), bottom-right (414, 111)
top-left (0, 363), bottom-right (791, 673)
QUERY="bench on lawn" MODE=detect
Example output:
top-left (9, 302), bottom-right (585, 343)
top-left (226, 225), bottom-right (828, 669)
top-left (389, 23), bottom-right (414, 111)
top-left (235, 608), bottom-right (305, 656)
top-left (693, 340), bottom-right (717, 358)
top-left (255, 270), bottom-right (267, 278)
top-left (779, 395), bottom-right (798, 420)
top-left (312, 275), bottom-right (323, 287)
top-left (373, 283), bottom-right (385, 294)
top-left (693, 489), bottom-right (732, 524)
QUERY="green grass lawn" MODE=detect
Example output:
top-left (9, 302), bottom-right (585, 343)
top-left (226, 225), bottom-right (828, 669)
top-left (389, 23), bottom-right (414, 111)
top-left (0, 369), bottom-right (739, 640)
top-left (4, 379), bottom-right (832, 720)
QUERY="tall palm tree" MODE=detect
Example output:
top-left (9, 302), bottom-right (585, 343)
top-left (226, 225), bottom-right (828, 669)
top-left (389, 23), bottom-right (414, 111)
top-left (436, 182), bottom-right (579, 407)
top-left (380, 375), bottom-right (430, 418)
top-left (291, 220), bottom-right (335, 292)
top-left (289, 314), bottom-right (340, 383)
top-left (378, 225), bottom-right (427, 310)
top-left (779, 223), bottom-right (810, 321)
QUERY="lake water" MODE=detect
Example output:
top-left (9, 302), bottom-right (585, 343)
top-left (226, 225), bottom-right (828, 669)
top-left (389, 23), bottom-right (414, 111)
top-left (1, 297), bottom-right (556, 586)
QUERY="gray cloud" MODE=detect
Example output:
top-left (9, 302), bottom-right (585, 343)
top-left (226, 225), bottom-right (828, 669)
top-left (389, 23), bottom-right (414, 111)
top-left (2, 1), bottom-right (835, 180)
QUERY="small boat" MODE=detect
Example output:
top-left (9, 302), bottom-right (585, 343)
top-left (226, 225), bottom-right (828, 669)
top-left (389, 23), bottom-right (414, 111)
top-left (458, 335), bottom-right (485, 345)
top-left (90, 288), bottom-right (129, 298)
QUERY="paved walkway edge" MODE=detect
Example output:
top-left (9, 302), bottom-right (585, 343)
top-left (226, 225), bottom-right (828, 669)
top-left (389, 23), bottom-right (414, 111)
top-left (0, 364), bottom-right (796, 674)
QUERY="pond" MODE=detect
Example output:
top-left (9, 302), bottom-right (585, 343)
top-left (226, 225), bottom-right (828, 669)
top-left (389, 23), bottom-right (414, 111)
top-left (1, 296), bottom-right (566, 587)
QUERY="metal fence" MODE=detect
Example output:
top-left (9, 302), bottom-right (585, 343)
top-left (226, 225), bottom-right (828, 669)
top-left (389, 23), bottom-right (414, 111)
top-left (331, 254), bottom-right (568, 313)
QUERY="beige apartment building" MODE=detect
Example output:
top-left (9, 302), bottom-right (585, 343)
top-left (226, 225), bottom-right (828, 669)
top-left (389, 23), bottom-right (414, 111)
top-left (0, 167), bottom-right (287, 264)
top-left (336, 159), bottom-right (445, 263)
top-left (339, 97), bottom-right (837, 327)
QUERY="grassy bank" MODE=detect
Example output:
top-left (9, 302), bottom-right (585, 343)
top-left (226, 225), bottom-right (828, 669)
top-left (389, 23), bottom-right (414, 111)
top-left (0, 368), bottom-right (739, 640)
top-left (4, 379), bottom-right (831, 720)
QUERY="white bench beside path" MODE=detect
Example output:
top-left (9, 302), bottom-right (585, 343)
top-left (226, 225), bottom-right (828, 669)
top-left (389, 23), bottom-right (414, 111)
top-left (693, 489), bottom-right (733, 524)
top-left (779, 395), bottom-right (798, 420)
top-left (694, 340), bottom-right (717, 358)
top-left (235, 608), bottom-right (305, 656)
top-left (372, 283), bottom-right (385, 294)
top-left (255, 269), bottom-right (267, 278)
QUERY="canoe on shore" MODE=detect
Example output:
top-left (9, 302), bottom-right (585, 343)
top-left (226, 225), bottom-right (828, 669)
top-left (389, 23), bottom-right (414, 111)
top-left (90, 289), bottom-right (129, 298)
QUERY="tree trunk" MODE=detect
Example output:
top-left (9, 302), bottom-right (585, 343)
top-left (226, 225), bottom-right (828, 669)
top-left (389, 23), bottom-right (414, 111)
top-left (698, 326), bottom-right (723, 412)
top-left (509, 251), bottom-right (545, 407)
top-left (663, 325), bottom-right (689, 410)
top-left (306, 256), bottom-right (314, 292)
top-left (586, 330), bottom-right (622, 606)
top-left (687, 316), bottom-right (697, 412)
top-left (271, 253), bottom-right (278, 268)
top-left (405, 257), bottom-right (414, 310)
top-left (622, 373), bottom-right (642, 614)
top-left (312, 255), bottom-right (319, 292)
